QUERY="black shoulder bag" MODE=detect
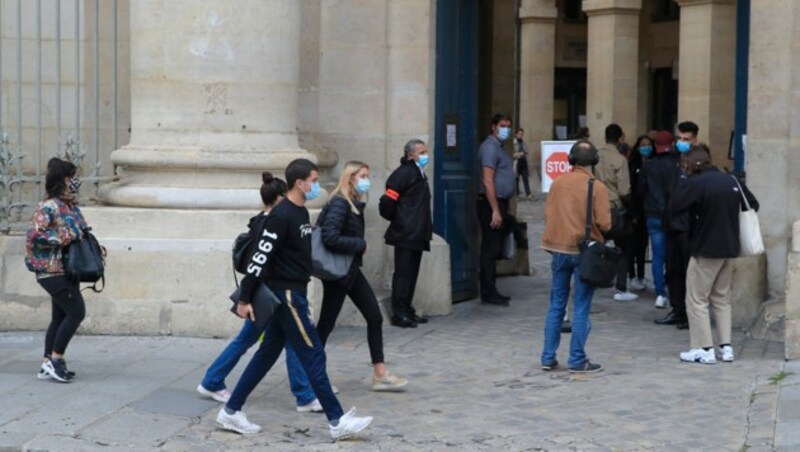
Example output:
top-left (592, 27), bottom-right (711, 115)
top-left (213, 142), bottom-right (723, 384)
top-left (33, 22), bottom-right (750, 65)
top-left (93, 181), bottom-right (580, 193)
top-left (63, 228), bottom-right (106, 293)
top-left (578, 179), bottom-right (622, 288)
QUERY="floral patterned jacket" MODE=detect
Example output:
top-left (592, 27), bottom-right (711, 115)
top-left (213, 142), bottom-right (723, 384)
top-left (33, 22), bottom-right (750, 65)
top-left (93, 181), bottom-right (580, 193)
top-left (24, 197), bottom-right (88, 277)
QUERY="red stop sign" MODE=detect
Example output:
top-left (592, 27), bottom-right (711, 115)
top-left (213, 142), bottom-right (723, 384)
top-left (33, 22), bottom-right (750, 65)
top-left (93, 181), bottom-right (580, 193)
top-left (545, 152), bottom-right (572, 181)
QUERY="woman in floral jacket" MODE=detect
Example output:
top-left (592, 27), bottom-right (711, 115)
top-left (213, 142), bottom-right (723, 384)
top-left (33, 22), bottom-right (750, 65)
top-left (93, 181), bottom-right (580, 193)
top-left (25, 158), bottom-right (89, 382)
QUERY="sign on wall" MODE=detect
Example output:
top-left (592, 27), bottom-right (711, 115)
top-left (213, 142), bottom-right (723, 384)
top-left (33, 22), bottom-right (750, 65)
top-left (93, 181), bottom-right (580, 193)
top-left (541, 141), bottom-right (576, 193)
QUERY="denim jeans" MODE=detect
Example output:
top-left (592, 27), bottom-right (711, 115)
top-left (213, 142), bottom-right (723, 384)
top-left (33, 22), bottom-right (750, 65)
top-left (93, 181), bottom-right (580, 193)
top-left (541, 252), bottom-right (596, 369)
top-left (200, 318), bottom-right (316, 406)
top-left (646, 216), bottom-right (667, 297)
top-left (226, 289), bottom-right (344, 422)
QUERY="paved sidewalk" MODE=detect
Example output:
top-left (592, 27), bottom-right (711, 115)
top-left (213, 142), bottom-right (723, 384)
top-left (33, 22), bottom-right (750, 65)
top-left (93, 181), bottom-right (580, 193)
top-left (0, 198), bottom-right (791, 451)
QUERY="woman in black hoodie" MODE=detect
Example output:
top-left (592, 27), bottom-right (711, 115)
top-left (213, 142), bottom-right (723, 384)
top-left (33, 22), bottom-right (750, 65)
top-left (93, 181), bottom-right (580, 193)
top-left (317, 161), bottom-right (408, 392)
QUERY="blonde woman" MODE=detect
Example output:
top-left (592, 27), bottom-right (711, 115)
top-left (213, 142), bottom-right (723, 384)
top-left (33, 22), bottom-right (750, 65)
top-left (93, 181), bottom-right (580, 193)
top-left (316, 161), bottom-right (408, 391)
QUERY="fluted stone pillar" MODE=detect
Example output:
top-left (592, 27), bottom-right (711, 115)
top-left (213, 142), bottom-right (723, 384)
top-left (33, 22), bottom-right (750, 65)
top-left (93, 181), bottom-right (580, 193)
top-left (583, 0), bottom-right (641, 140)
top-left (676, 0), bottom-right (736, 166)
top-left (100, 0), bottom-right (324, 209)
top-left (519, 0), bottom-right (557, 191)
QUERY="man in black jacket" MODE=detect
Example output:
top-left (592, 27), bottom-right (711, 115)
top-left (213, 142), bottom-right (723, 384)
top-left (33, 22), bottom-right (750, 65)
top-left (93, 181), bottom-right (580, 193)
top-left (669, 146), bottom-right (759, 364)
top-left (379, 139), bottom-right (433, 328)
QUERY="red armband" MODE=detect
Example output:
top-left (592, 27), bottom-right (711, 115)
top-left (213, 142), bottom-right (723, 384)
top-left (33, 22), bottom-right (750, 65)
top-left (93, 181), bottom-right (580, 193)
top-left (385, 189), bottom-right (400, 201)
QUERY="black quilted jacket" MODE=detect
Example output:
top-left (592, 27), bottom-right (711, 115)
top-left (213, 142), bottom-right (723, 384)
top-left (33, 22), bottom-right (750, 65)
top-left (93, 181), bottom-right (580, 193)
top-left (318, 195), bottom-right (366, 286)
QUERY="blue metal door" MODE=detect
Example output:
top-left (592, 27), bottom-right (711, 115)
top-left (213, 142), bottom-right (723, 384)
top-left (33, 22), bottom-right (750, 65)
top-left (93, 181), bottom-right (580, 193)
top-left (433, 0), bottom-right (479, 302)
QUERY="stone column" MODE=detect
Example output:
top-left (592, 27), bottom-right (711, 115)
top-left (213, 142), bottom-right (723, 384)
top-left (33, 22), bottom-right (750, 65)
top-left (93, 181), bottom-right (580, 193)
top-left (100, 0), bottom-right (323, 209)
top-left (582, 0), bottom-right (641, 141)
top-left (518, 0), bottom-right (557, 191)
top-left (676, 0), bottom-right (736, 166)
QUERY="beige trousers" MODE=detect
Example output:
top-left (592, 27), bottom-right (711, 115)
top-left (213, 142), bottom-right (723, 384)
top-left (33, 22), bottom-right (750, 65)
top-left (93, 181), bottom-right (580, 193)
top-left (686, 256), bottom-right (733, 349)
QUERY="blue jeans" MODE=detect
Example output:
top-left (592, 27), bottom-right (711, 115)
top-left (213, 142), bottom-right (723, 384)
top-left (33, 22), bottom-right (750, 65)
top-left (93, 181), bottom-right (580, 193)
top-left (200, 318), bottom-right (316, 406)
top-left (541, 253), bottom-right (596, 369)
top-left (226, 289), bottom-right (344, 422)
top-left (646, 216), bottom-right (667, 297)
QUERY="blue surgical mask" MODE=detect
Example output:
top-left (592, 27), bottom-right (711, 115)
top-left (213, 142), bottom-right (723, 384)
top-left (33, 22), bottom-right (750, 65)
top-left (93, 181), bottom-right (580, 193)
top-left (498, 127), bottom-right (511, 141)
top-left (416, 154), bottom-right (429, 168)
top-left (638, 145), bottom-right (653, 157)
top-left (355, 177), bottom-right (371, 194)
top-left (304, 181), bottom-right (321, 201)
top-left (676, 141), bottom-right (691, 153)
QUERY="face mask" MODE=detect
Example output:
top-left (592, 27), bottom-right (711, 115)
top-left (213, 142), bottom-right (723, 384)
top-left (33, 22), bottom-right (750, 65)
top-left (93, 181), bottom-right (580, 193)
top-left (355, 177), bottom-right (371, 194)
top-left (416, 154), bottom-right (429, 168)
top-left (304, 181), bottom-right (321, 201)
top-left (68, 177), bottom-right (82, 194)
top-left (675, 141), bottom-right (691, 153)
top-left (498, 127), bottom-right (511, 141)
top-left (638, 145), bottom-right (653, 157)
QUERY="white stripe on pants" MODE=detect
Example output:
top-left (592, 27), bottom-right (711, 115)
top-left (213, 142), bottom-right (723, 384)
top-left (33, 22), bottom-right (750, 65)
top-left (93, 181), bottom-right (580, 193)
top-left (686, 256), bottom-right (733, 349)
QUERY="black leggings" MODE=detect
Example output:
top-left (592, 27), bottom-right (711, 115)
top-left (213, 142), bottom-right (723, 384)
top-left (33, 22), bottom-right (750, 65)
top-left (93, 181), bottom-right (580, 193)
top-left (39, 276), bottom-right (85, 357)
top-left (317, 270), bottom-right (384, 364)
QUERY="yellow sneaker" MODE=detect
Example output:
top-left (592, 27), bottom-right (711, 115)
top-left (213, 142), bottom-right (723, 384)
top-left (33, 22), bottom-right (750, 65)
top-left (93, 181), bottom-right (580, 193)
top-left (372, 371), bottom-right (408, 392)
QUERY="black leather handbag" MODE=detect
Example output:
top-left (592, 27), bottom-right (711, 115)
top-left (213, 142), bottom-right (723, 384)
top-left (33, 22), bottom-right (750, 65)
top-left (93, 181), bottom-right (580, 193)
top-left (578, 179), bottom-right (622, 288)
top-left (63, 228), bottom-right (105, 292)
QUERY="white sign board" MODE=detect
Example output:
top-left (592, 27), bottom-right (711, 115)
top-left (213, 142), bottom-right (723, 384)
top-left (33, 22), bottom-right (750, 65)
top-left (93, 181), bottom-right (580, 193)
top-left (541, 140), bottom-right (576, 193)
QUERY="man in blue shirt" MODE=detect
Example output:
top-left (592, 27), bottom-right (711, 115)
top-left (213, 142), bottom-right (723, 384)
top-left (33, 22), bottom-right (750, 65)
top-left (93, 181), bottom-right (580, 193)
top-left (476, 113), bottom-right (516, 305)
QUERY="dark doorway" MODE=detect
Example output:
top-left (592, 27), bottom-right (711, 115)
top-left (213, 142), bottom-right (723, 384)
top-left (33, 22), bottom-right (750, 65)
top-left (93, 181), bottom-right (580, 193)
top-left (433, 0), bottom-right (480, 302)
top-left (554, 67), bottom-right (587, 139)
top-left (651, 68), bottom-right (678, 131)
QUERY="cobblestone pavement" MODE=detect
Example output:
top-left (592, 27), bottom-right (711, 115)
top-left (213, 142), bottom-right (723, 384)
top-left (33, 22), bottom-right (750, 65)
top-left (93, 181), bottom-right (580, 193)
top-left (0, 198), bottom-right (791, 451)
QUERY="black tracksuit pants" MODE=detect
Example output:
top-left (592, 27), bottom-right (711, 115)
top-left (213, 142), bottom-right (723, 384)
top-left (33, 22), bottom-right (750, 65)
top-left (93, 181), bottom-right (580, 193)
top-left (477, 197), bottom-right (510, 299)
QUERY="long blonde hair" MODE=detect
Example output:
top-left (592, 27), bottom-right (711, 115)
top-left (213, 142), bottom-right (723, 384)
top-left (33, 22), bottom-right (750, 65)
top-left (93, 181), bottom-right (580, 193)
top-left (330, 160), bottom-right (369, 214)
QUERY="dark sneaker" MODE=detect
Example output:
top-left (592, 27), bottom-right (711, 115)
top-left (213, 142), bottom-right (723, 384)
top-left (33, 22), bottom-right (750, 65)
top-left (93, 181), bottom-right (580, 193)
top-left (568, 360), bottom-right (603, 373)
top-left (541, 360), bottom-right (559, 372)
top-left (42, 358), bottom-right (71, 382)
top-left (560, 321), bottom-right (572, 333)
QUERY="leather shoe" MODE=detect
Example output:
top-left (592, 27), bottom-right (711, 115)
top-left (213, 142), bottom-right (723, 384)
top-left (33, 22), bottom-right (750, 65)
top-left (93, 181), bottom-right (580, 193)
top-left (560, 320), bottom-right (572, 333)
top-left (481, 296), bottom-right (509, 307)
top-left (654, 311), bottom-right (687, 326)
top-left (411, 314), bottom-right (428, 324)
top-left (496, 292), bottom-right (511, 301)
top-left (391, 315), bottom-right (417, 328)
top-left (676, 321), bottom-right (689, 330)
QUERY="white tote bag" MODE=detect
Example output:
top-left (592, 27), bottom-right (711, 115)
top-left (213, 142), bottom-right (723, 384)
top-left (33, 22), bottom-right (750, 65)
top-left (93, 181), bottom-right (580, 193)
top-left (732, 177), bottom-right (764, 256)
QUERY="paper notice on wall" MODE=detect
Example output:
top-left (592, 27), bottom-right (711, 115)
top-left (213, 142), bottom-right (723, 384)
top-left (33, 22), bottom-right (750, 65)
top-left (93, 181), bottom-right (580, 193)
top-left (578, 115), bottom-right (586, 128)
top-left (555, 126), bottom-right (568, 140)
top-left (446, 124), bottom-right (457, 147)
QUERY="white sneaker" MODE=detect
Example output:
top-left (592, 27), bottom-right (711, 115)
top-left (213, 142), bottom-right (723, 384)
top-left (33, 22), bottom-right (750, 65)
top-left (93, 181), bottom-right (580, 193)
top-left (330, 407), bottom-right (373, 441)
top-left (197, 384), bottom-right (232, 403)
top-left (216, 408), bottom-right (262, 435)
top-left (37, 363), bottom-right (51, 380)
top-left (613, 290), bottom-right (639, 301)
top-left (680, 348), bottom-right (717, 364)
top-left (296, 398), bottom-right (323, 413)
top-left (655, 295), bottom-right (669, 309)
top-left (720, 345), bottom-right (735, 362)
top-left (628, 278), bottom-right (646, 291)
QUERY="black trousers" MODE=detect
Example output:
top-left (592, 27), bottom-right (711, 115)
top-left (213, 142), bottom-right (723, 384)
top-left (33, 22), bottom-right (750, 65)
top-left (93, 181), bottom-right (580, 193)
top-left (615, 232), bottom-right (632, 292)
top-left (477, 197), bottom-right (509, 298)
top-left (39, 276), bottom-right (85, 357)
top-left (628, 216), bottom-right (648, 280)
top-left (516, 166), bottom-right (531, 196)
top-left (665, 231), bottom-right (690, 319)
top-left (319, 270), bottom-right (384, 364)
top-left (391, 247), bottom-right (423, 318)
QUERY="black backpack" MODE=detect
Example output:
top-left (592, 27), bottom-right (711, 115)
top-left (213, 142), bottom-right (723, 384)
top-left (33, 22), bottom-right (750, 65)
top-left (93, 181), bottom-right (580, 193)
top-left (232, 213), bottom-right (268, 286)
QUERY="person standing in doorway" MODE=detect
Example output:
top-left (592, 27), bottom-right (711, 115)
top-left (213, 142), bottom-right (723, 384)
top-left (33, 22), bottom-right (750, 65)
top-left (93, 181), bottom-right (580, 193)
top-left (656, 121), bottom-right (699, 329)
top-left (594, 124), bottom-right (636, 302)
top-left (540, 140), bottom-right (611, 373)
top-left (379, 139), bottom-right (433, 328)
top-left (476, 113), bottom-right (516, 306)
top-left (514, 128), bottom-right (533, 200)
top-left (639, 130), bottom-right (680, 310)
